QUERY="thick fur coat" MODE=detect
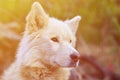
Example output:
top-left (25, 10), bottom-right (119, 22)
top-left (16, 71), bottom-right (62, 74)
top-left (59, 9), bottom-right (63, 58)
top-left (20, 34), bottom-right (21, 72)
top-left (1, 2), bottom-right (81, 80)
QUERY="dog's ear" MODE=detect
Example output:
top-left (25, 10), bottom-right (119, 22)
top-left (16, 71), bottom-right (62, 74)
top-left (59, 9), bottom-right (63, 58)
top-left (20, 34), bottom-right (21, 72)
top-left (65, 16), bottom-right (81, 34)
top-left (26, 2), bottom-right (48, 34)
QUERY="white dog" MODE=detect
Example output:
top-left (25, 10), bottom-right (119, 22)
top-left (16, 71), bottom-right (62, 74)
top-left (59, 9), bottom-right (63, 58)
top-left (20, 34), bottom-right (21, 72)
top-left (2, 2), bottom-right (81, 80)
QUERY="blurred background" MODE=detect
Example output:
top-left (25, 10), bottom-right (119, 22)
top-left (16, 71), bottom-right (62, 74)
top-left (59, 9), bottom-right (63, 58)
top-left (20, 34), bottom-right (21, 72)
top-left (0, 0), bottom-right (120, 80)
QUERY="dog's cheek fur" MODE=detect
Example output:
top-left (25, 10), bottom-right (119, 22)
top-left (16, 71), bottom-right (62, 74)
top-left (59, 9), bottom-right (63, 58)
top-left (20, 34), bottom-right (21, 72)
top-left (17, 32), bottom-right (58, 67)
top-left (30, 36), bottom-right (59, 66)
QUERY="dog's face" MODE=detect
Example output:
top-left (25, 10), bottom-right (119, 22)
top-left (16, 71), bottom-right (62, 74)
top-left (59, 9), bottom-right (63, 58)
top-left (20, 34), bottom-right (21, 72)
top-left (17, 2), bottom-right (81, 68)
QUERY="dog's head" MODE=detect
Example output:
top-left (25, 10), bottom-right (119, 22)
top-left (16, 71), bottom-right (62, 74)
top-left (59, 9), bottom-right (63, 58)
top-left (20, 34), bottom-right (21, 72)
top-left (17, 2), bottom-right (81, 68)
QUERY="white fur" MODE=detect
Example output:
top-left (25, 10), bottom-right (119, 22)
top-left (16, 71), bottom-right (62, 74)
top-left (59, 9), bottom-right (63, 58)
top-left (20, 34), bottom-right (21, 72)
top-left (2, 2), bottom-right (81, 80)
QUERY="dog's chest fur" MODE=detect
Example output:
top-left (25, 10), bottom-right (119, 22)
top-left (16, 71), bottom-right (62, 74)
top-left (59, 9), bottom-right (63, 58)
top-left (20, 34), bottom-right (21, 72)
top-left (21, 66), bottom-right (70, 80)
top-left (2, 62), bottom-right (70, 80)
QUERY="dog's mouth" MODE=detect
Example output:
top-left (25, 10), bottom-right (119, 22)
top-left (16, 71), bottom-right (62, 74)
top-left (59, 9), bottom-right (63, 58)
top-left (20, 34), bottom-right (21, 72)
top-left (54, 60), bottom-right (79, 68)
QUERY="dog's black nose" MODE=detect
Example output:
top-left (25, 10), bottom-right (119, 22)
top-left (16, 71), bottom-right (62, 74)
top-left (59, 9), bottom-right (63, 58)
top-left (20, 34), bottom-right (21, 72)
top-left (70, 53), bottom-right (79, 62)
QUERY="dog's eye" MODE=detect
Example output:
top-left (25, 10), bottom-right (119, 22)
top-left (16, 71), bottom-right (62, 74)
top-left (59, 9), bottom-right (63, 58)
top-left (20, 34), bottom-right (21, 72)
top-left (51, 37), bottom-right (59, 42)
top-left (70, 40), bottom-right (72, 43)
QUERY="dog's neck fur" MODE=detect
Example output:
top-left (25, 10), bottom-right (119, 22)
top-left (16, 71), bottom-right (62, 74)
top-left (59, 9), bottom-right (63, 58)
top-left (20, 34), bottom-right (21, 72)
top-left (20, 65), bottom-right (70, 80)
top-left (2, 59), bottom-right (70, 80)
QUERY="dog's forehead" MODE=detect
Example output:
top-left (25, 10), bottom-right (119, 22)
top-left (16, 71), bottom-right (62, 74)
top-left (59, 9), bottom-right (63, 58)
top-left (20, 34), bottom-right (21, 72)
top-left (45, 18), bottom-right (75, 39)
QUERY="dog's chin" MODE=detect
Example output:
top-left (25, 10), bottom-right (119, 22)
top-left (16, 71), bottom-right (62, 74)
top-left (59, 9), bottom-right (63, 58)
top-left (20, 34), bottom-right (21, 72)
top-left (69, 60), bottom-right (79, 67)
top-left (67, 60), bottom-right (79, 68)
top-left (54, 60), bottom-right (79, 68)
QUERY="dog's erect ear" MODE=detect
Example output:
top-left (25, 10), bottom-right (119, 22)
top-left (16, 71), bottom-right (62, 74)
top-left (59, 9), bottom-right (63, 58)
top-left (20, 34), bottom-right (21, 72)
top-left (65, 16), bottom-right (81, 34)
top-left (26, 2), bottom-right (48, 34)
